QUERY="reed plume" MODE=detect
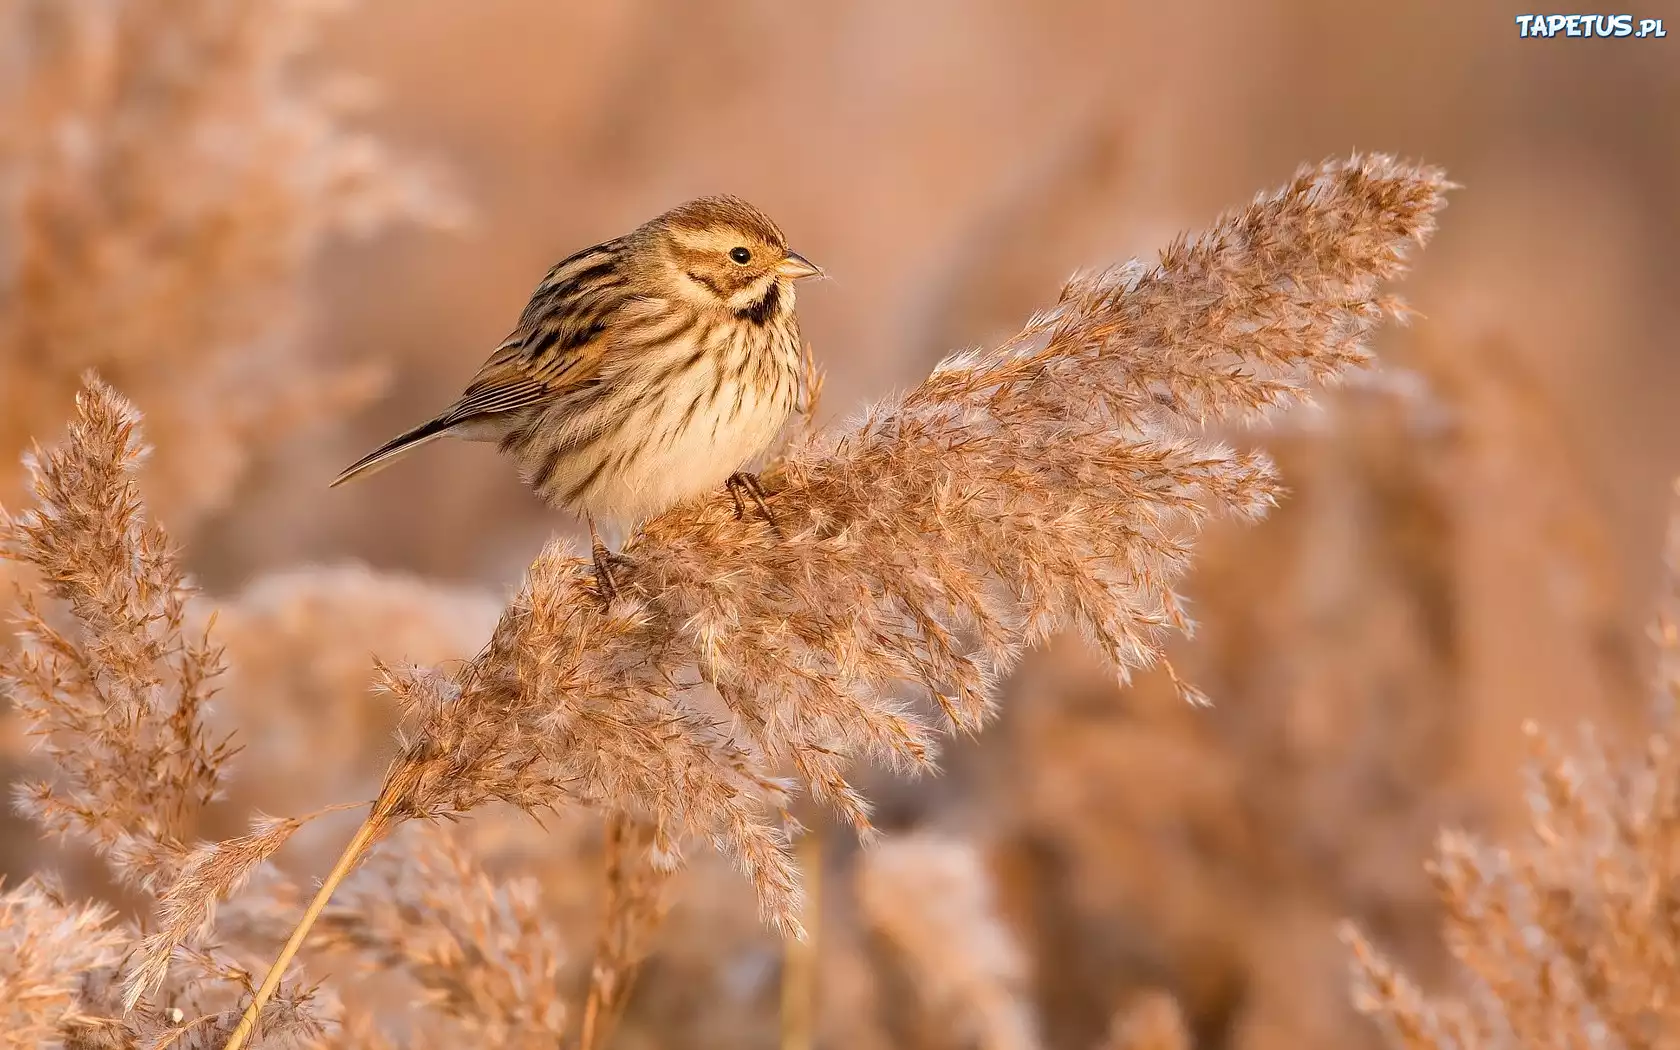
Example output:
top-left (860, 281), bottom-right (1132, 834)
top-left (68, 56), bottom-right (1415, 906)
top-left (3, 153), bottom-right (1451, 1047)
top-left (207, 152), bottom-right (1448, 1044)
top-left (1, 380), bottom-right (331, 1048)
top-left (857, 833), bottom-right (1042, 1050)
top-left (1344, 479), bottom-right (1680, 1050)
top-left (313, 821), bottom-right (572, 1050)
top-left (0, 0), bottom-right (456, 533)
top-left (1, 875), bottom-right (129, 1048)
top-left (2, 381), bottom-right (232, 887)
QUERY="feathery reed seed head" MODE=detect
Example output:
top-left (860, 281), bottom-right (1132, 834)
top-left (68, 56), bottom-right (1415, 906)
top-left (367, 153), bottom-right (1452, 932)
top-left (1346, 480), bottom-right (1680, 1050)
top-left (3, 154), bottom-right (1453, 1044)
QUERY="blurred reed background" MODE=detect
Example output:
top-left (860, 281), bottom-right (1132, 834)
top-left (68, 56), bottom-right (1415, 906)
top-left (3, 2), bottom-right (1678, 1048)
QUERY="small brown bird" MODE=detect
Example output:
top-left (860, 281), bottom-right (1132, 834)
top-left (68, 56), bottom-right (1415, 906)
top-left (332, 195), bottom-right (822, 600)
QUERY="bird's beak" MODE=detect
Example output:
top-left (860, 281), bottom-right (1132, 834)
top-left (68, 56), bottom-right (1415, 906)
top-left (775, 251), bottom-right (823, 280)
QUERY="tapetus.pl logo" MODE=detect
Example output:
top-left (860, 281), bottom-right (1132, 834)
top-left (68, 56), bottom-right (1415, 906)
top-left (1514, 13), bottom-right (1667, 37)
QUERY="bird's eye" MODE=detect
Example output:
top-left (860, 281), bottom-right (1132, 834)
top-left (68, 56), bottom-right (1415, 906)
top-left (729, 247), bottom-right (752, 264)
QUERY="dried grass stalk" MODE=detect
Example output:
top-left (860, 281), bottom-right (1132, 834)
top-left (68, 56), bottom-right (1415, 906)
top-left (779, 828), bottom-right (823, 1050)
top-left (576, 814), bottom-right (674, 1050)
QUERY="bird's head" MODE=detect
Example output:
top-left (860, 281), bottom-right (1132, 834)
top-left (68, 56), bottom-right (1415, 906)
top-left (641, 195), bottom-right (822, 317)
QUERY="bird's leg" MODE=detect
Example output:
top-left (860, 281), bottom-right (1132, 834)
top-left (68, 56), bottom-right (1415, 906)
top-left (587, 513), bottom-right (622, 605)
top-left (725, 472), bottom-right (782, 538)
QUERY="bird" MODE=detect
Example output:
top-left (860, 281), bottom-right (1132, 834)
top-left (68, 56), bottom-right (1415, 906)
top-left (330, 195), bottom-right (823, 602)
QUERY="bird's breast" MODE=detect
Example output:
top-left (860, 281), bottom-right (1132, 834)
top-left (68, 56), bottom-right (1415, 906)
top-left (521, 313), bottom-right (801, 524)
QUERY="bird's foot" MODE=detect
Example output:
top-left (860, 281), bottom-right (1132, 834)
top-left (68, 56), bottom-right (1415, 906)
top-left (586, 513), bottom-right (632, 607)
top-left (726, 472), bottom-right (783, 539)
top-left (591, 541), bottom-right (627, 606)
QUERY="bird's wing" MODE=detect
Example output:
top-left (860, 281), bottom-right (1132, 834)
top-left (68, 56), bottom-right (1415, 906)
top-left (440, 239), bottom-right (628, 424)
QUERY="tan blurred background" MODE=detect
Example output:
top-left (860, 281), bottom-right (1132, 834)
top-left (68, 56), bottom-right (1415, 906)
top-left (5, 2), bottom-right (1680, 1048)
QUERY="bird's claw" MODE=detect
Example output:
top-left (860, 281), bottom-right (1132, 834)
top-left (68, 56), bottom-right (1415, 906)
top-left (591, 543), bottom-right (625, 606)
top-left (586, 513), bottom-right (632, 607)
top-left (726, 472), bottom-right (782, 538)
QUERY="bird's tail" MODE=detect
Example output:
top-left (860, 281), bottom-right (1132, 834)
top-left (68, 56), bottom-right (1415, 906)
top-left (330, 415), bottom-right (457, 488)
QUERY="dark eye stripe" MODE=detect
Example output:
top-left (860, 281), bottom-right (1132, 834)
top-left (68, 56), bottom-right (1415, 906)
top-left (685, 269), bottom-right (726, 298)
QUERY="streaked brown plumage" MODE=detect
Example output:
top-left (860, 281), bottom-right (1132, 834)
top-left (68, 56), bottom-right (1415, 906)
top-left (332, 195), bottom-right (822, 598)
